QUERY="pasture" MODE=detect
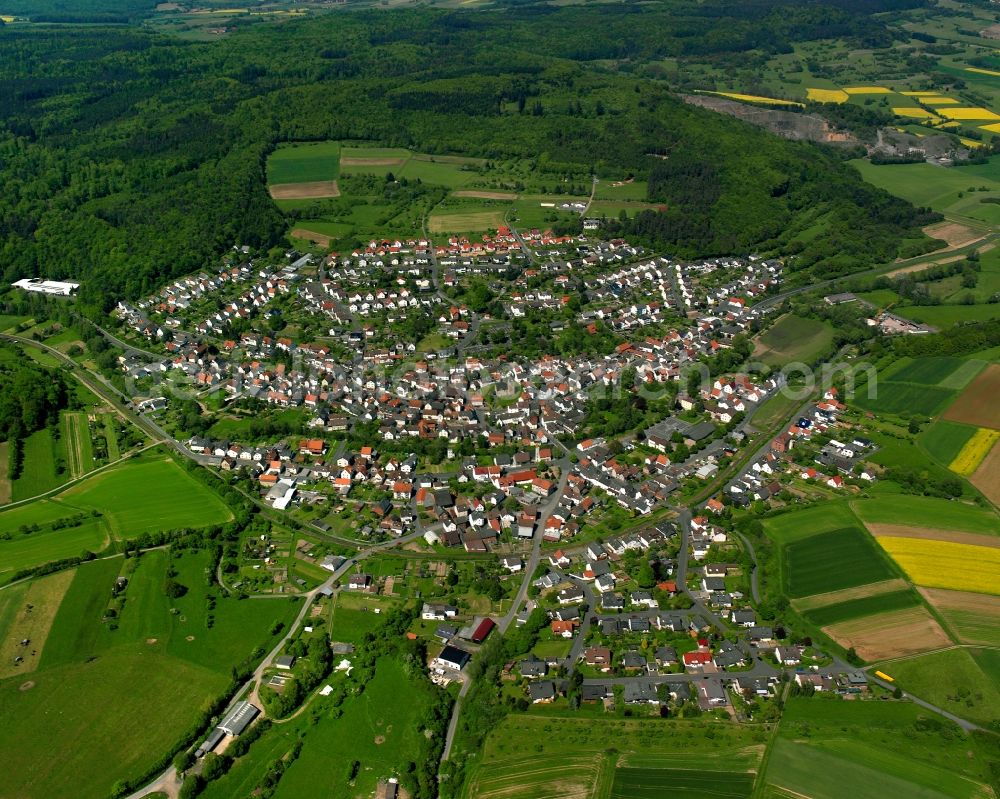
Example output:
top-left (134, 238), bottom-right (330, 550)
top-left (0, 517), bottom-right (108, 582)
top-left (822, 605), bottom-right (952, 661)
top-left (943, 363), bottom-right (1000, 430)
top-left (753, 314), bottom-right (834, 366)
top-left (609, 767), bottom-right (754, 799)
top-left (0, 548), bottom-right (297, 799)
top-left (12, 427), bottom-right (66, 501)
top-left (880, 648), bottom-right (1000, 729)
top-left (273, 658), bottom-right (438, 799)
top-left (782, 526), bottom-right (897, 598)
top-left (0, 569), bottom-right (75, 679)
top-left (877, 536), bottom-right (1000, 595)
top-left (851, 495), bottom-right (1000, 536)
top-left (58, 455), bottom-right (233, 537)
top-left (920, 588), bottom-right (1000, 647)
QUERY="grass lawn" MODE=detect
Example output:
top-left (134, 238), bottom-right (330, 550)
top-left (329, 591), bottom-right (399, 644)
top-left (851, 495), bottom-right (1000, 536)
top-left (878, 647), bottom-right (1000, 728)
top-left (754, 314), bottom-right (835, 366)
top-left (783, 527), bottom-right (898, 598)
top-left (267, 141), bottom-right (341, 184)
top-left (57, 455), bottom-right (233, 538)
top-left (749, 390), bottom-right (802, 432)
top-left (902, 303), bottom-right (1000, 326)
top-left (273, 658), bottom-right (439, 799)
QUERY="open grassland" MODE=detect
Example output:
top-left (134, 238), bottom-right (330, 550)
top-left (466, 714), bottom-right (767, 799)
top-left (753, 314), bottom-right (834, 367)
top-left (921, 420), bottom-right (978, 465)
top-left (943, 363), bottom-right (1000, 430)
top-left (273, 658), bottom-right (438, 799)
top-left (877, 536), bottom-right (1000, 595)
top-left (823, 606), bottom-right (952, 661)
top-left (970, 438), bottom-right (1000, 507)
top-left (776, 696), bottom-right (998, 798)
top-left (267, 141), bottom-right (340, 184)
top-left (783, 527), bottom-right (897, 599)
top-left (950, 428), bottom-right (1000, 475)
top-left (609, 767), bottom-right (754, 799)
top-left (0, 569), bottom-right (75, 680)
top-left (0, 645), bottom-right (228, 799)
top-left (792, 578), bottom-right (911, 611)
top-left (803, 589), bottom-right (921, 627)
top-left (852, 495), bottom-right (1000, 536)
top-left (920, 588), bottom-right (1000, 647)
top-left (58, 455), bottom-right (233, 537)
top-left (329, 591), bottom-right (403, 645)
top-left (879, 648), bottom-right (1000, 729)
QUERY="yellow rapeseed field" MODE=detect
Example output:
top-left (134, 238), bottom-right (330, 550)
top-left (950, 428), bottom-right (1000, 475)
top-left (892, 107), bottom-right (937, 118)
top-left (939, 107), bottom-right (1000, 121)
top-left (921, 97), bottom-right (960, 104)
top-left (843, 86), bottom-right (892, 94)
top-left (706, 92), bottom-right (804, 107)
top-left (960, 137), bottom-right (986, 149)
top-left (0, 14), bottom-right (13, 21)
top-left (807, 88), bottom-right (848, 103)
top-left (879, 537), bottom-right (1000, 596)
top-left (980, 123), bottom-right (1000, 133)
top-left (967, 67), bottom-right (1000, 78)
top-left (901, 91), bottom-right (942, 96)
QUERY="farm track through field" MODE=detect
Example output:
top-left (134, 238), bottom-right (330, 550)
top-left (791, 579), bottom-right (911, 611)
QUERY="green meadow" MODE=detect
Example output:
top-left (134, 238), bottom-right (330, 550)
top-left (0, 549), bottom-right (298, 799)
top-left (267, 141), bottom-right (341, 184)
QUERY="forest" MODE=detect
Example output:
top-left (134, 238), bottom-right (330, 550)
top-left (0, 0), bottom-right (935, 314)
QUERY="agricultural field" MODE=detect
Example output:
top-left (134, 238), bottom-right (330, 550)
top-left (0, 549), bottom-right (298, 799)
top-left (782, 527), bottom-right (898, 599)
top-left (949, 428), bottom-right (1000, 475)
top-left (762, 502), bottom-right (860, 543)
top-left (267, 141), bottom-right (341, 199)
top-left (609, 767), bottom-right (754, 799)
top-left (465, 714), bottom-right (766, 799)
top-left (791, 578), bottom-right (911, 612)
top-left (920, 420), bottom-right (978, 466)
top-left (877, 536), bottom-right (1000, 595)
top-left (57, 454), bottom-right (233, 538)
top-left (969, 437), bottom-right (1000, 506)
top-left (822, 605), bottom-right (952, 661)
top-left (884, 357), bottom-right (983, 389)
top-left (851, 495), bottom-right (1000, 536)
top-left (877, 648), bottom-right (1000, 729)
top-left (803, 589), bottom-right (921, 627)
top-left (943, 363), bottom-right (1000, 430)
top-left (11, 427), bottom-right (67, 501)
top-left (853, 381), bottom-right (955, 417)
top-left (752, 314), bottom-right (835, 367)
top-left (920, 588), bottom-right (1000, 647)
top-left (767, 697), bottom-right (998, 799)
top-left (0, 569), bottom-right (75, 679)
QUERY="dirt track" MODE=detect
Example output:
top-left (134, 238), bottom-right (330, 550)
top-left (452, 190), bottom-right (518, 200)
top-left (268, 180), bottom-right (340, 199)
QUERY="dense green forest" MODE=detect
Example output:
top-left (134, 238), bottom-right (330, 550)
top-left (0, 0), bottom-right (935, 313)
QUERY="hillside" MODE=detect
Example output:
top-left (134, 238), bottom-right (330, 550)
top-left (0, 1), bottom-right (937, 313)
